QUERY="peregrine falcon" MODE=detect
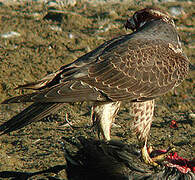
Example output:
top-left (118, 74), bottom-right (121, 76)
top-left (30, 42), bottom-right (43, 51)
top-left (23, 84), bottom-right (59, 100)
top-left (0, 7), bottom-right (189, 166)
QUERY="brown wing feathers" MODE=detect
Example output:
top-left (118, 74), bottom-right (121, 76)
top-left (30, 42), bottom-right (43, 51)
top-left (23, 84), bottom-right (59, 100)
top-left (2, 81), bottom-right (103, 104)
top-left (0, 10), bottom-right (189, 135)
top-left (81, 38), bottom-right (187, 102)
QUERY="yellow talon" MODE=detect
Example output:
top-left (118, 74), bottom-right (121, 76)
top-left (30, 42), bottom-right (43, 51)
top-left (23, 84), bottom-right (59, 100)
top-left (142, 142), bottom-right (159, 167)
top-left (142, 141), bottom-right (176, 167)
top-left (152, 147), bottom-right (176, 162)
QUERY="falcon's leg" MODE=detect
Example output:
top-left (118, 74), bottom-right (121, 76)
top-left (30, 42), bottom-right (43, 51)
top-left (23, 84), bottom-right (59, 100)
top-left (130, 100), bottom-right (159, 166)
top-left (91, 101), bottom-right (121, 141)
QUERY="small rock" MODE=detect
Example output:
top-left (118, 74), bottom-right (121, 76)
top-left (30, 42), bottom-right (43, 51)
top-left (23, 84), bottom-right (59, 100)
top-left (109, 10), bottom-right (118, 19)
top-left (50, 25), bottom-right (62, 31)
top-left (68, 33), bottom-right (74, 39)
top-left (0, 31), bottom-right (20, 38)
top-left (43, 10), bottom-right (66, 22)
top-left (31, 12), bottom-right (43, 20)
top-left (158, 0), bottom-right (175, 2)
top-left (46, 0), bottom-right (77, 9)
top-left (169, 7), bottom-right (183, 17)
top-left (189, 113), bottom-right (195, 119)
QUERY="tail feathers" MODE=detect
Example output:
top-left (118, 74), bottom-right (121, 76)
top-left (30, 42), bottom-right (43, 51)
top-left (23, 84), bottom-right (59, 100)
top-left (1, 93), bottom-right (39, 104)
top-left (0, 102), bottom-right (64, 135)
top-left (15, 70), bottom-right (62, 90)
top-left (15, 81), bottom-right (45, 90)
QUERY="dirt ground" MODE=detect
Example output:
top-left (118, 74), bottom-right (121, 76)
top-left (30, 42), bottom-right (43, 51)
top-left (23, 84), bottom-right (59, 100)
top-left (0, 1), bottom-right (194, 179)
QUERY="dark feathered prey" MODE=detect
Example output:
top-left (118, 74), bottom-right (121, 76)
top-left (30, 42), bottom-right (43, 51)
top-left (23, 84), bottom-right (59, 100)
top-left (64, 137), bottom-right (195, 180)
top-left (0, 138), bottom-right (193, 179)
top-left (0, 7), bottom-right (189, 166)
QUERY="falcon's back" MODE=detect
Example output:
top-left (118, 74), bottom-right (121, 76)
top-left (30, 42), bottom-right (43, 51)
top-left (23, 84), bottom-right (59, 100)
top-left (80, 18), bottom-right (189, 102)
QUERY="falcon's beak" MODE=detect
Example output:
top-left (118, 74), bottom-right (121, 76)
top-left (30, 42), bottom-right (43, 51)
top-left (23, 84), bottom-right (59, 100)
top-left (124, 17), bottom-right (136, 31)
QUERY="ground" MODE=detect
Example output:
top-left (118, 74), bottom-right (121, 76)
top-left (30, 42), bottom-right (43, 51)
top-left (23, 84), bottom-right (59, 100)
top-left (0, 1), bottom-right (194, 179)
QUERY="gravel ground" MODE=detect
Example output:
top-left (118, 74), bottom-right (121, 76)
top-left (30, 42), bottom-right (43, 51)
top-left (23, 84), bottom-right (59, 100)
top-left (0, 1), bottom-right (194, 179)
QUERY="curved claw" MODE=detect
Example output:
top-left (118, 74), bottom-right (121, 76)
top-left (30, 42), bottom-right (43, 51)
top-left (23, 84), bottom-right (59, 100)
top-left (142, 141), bottom-right (176, 167)
top-left (152, 147), bottom-right (176, 162)
top-left (142, 142), bottom-right (159, 167)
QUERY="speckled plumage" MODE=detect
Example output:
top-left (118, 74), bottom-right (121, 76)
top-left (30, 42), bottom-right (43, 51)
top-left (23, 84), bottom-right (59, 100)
top-left (130, 100), bottom-right (154, 141)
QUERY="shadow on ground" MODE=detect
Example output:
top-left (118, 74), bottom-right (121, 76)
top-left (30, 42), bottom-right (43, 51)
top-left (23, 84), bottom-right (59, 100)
top-left (1, 137), bottom-right (194, 180)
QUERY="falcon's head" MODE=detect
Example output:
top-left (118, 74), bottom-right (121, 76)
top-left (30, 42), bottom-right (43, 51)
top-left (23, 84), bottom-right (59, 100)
top-left (125, 7), bottom-right (175, 31)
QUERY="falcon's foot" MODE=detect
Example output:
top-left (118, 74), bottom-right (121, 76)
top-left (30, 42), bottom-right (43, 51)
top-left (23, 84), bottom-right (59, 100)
top-left (142, 142), bottom-right (175, 167)
top-left (142, 143), bottom-right (159, 166)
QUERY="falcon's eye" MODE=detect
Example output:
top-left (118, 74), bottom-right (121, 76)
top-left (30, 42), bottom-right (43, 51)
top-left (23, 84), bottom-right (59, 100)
top-left (133, 12), bottom-right (149, 29)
